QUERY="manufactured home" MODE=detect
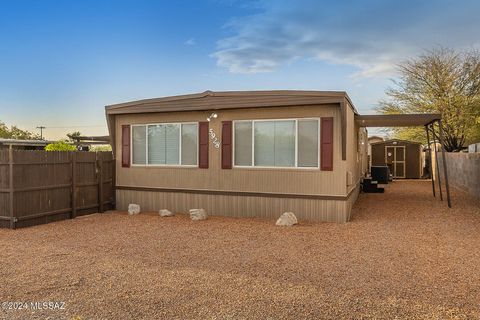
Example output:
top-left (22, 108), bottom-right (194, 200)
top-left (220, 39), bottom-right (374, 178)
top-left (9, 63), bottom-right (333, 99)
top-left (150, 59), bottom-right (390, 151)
top-left (105, 90), bottom-right (369, 223)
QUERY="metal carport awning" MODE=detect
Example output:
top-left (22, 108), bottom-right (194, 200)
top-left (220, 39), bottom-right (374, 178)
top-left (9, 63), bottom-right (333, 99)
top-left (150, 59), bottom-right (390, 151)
top-left (355, 113), bottom-right (451, 208)
top-left (355, 113), bottom-right (441, 127)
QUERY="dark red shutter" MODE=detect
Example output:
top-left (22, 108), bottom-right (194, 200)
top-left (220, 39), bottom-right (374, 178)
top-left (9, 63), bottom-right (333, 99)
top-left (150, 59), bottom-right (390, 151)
top-left (321, 117), bottom-right (333, 171)
top-left (198, 122), bottom-right (209, 168)
top-left (221, 121), bottom-right (232, 169)
top-left (121, 125), bottom-right (130, 168)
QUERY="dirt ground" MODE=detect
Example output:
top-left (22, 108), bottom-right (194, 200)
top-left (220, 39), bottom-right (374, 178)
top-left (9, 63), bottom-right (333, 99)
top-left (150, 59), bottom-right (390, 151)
top-left (0, 180), bottom-right (479, 319)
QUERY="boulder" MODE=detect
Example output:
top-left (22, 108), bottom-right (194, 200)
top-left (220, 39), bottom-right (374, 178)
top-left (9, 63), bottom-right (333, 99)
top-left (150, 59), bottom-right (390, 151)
top-left (128, 204), bottom-right (141, 215)
top-left (189, 208), bottom-right (207, 221)
top-left (159, 209), bottom-right (174, 217)
top-left (276, 212), bottom-right (298, 226)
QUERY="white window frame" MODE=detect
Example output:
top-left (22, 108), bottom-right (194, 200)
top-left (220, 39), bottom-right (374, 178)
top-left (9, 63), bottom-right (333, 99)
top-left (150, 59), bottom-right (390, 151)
top-left (232, 118), bottom-right (320, 169)
top-left (130, 122), bottom-right (199, 167)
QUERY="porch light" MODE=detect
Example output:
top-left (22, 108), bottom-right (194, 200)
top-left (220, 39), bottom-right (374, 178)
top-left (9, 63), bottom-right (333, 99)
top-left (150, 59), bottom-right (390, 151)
top-left (207, 112), bottom-right (218, 122)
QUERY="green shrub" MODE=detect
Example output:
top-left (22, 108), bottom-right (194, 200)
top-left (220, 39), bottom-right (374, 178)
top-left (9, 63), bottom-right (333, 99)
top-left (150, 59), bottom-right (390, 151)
top-left (89, 145), bottom-right (112, 152)
top-left (45, 140), bottom-right (76, 151)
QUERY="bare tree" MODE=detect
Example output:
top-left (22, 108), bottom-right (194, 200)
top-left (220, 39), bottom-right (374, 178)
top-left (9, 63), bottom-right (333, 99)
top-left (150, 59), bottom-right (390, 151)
top-left (378, 48), bottom-right (480, 151)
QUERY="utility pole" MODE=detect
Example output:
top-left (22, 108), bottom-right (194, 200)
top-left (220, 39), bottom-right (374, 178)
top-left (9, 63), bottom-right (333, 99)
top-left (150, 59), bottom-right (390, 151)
top-left (36, 126), bottom-right (46, 139)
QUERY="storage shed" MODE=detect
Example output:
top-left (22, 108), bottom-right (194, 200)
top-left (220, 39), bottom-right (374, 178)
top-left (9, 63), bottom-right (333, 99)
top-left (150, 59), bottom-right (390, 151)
top-left (370, 139), bottom-right (423, 179)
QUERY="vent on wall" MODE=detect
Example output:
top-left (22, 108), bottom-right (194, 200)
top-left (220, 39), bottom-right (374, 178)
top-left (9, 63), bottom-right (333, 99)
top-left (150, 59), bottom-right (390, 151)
top-left (346, 171), bottom-right (353, 186)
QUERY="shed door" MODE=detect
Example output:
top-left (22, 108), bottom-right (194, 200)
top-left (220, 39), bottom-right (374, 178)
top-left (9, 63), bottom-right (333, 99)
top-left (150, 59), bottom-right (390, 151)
top-left (385, 146), bottom-right (395, 177)
top-left (385, 146), bottom-right (406, 178)
top-left (395, 147), bottom-right (406, 178)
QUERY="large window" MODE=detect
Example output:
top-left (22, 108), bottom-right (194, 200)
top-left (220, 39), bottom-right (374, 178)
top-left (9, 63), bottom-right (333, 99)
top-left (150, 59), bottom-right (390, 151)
top-left (132, 122), bottom-right (198, 166)
top-left (234, 118), bottom-right (319, 168)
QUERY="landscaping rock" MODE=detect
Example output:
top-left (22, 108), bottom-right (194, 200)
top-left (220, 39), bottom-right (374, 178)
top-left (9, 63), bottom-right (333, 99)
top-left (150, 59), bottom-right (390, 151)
top-left (159, 209), bottom-right (174, 217)
top-left (128, 204), bottom-right (141, 215)
top-left (189, 208), bottom-right (207, 221)
top-left (276, 212), bottom-right (298, 226)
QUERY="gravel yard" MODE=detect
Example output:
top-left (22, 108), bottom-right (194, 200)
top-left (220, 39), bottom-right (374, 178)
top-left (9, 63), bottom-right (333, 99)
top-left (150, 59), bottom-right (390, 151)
top-left (0, 180), bottom-right (479, 319)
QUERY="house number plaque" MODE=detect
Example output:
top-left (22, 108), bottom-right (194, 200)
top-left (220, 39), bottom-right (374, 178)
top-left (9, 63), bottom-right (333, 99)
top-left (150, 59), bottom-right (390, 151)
top-left (209, 129), bottom-right (220, 149)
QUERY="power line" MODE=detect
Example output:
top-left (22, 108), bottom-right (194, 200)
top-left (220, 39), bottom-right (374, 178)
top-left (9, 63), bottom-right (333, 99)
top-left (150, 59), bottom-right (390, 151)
top-left (44, 125), bottom-right (106, 128)
top-left (30, 125), bottom-right (107, 139)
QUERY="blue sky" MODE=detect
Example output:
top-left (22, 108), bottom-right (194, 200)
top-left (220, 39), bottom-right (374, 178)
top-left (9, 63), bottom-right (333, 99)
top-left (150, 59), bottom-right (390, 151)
top-left (0, 0), bottom-right (479, 139)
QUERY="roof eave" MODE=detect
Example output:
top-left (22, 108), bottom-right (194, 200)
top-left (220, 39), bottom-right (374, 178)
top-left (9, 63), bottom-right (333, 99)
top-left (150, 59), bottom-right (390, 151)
top-left (105, 90), bottom-right (351, 114)
top-left (370, 139), bottom-right (423, 145)
top-left (355, 114), bottom-right (442, 127)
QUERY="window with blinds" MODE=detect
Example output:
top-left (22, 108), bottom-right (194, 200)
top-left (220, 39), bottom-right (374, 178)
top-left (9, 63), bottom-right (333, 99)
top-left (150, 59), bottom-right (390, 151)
top-left (233, 118), bottom-right (319, 168)
top-left (131, 122), bottom-right (198, 166)
top-left (132, 126), bottom-right (147, 165)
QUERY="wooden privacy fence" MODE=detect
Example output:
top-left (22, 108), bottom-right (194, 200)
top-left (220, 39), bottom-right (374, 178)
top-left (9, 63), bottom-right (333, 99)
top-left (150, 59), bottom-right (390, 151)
top-left (0, 150), bottom-right (115, 229)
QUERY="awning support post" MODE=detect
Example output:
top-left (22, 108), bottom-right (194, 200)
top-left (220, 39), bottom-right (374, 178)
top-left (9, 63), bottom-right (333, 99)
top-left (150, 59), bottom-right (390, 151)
top-left (430, 124), bottom-right (443, 201)
top-left (425, 125), bottom-right (435, 197)
top-left (437, 120), bottom-right (452, 208)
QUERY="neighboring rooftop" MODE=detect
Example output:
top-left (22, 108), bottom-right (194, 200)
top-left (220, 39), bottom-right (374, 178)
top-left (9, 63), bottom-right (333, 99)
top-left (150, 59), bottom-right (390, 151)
top-left (72, 135), bottom-right (110, 145)
top-left (0, 138), bottom-right (53, 147)
top-left (368, 135), bottom-right (385, 141)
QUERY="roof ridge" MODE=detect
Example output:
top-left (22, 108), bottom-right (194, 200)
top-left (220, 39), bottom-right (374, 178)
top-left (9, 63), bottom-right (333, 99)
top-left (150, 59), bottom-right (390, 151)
top-left (105, 90), bottom-right (349, 110)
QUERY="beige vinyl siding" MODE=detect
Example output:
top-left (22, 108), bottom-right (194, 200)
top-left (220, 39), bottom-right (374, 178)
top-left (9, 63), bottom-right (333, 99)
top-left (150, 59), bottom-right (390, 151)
top-left (115, 105), bottom-right (348, 196)
top-left (344, 100), bottom-right (366, 194)
top-left (345, 184), bottom-right (360, 221)
top-left (113, 102), bottom-right (365, 223)
top-left (116, 189), bottom-right (354, 223)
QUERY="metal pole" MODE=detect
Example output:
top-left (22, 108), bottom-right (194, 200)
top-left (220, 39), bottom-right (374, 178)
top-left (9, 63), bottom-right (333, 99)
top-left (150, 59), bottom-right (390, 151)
top-left (437, 120), bottom-right (452, 208)
top-left (431, 124), bottom-right (443, 201)
top-left (36, 126), bottom-right (46, 139)
top-left (425, 125), bottom-right (435, 197)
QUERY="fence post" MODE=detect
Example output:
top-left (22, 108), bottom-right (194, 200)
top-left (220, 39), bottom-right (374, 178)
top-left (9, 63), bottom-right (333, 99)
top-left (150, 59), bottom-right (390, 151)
top-left (8, 147), bottom-right (15, 229)
top-left (98, 152), bottom-right (104, 213)
top-left (71, 152), bottom-right (77, 219)
top-left (112, 152), bottom-right (116, 210)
